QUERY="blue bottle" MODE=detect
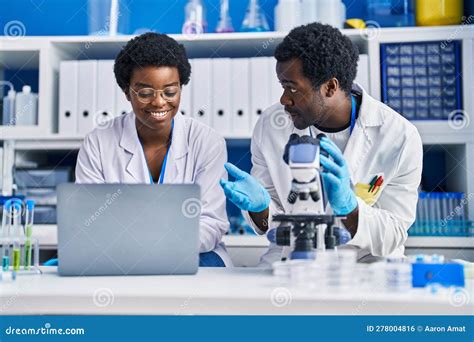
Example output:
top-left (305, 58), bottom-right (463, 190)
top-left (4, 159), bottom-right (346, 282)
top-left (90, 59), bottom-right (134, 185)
top-left (366, 0), bottom-right (415, 27)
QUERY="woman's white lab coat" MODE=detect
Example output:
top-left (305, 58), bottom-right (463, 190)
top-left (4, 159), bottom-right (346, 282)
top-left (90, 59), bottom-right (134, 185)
top-left (75, 111), bottom-right (232, 266)
top-left (243, 83), bottom-right (423, 266)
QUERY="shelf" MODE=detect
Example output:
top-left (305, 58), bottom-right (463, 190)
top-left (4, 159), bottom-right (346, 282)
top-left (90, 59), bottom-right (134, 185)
top-left (223, 235), bottom-right (269, 247)
top-left (4, 120), bottom-right (473, 146)
top-left (405, 236), bottom-right (474, 249)
top-left (33, 225), bottom-right (473, 250)
top-left (9, 133), bottom-right (251, 150)
top-left (0, 49), bottom-right (40, 69)
top-left (413, 121), bottom-right (474, 145)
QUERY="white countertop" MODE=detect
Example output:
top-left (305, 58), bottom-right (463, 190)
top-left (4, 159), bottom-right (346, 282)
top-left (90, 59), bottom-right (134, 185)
top-left (1, 267), bottom-right (472, 315)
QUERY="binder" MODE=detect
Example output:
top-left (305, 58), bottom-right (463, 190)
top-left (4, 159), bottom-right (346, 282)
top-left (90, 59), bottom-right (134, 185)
top-left (231, 58), bottom-right (251, 136)
top-left (268, 57), bottom-right (282, 105)
top-left (250, 57), bottom-right (271, 131)
top-left (179, 84), bottom-right (191, 117)
top-left (58, 60), bottom-right (79, 135)
top-left (191, 58), bottom-right (212, 127)
top-left (355, 54), bottom-right (370, 92)
top-left (211, 58), bottom-right (232, 135)
top-left (77, 60), bottom-right (97, 135)
top-left (115, 85), bottom-right (131, 116)
top-left (96, 60), bottom-right (116, 128)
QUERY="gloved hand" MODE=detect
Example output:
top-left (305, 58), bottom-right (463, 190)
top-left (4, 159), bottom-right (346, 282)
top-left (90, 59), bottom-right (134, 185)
top-left (319, 137), bottom-right (358, 215)
top-left (220, 163), bottom-right (271, 212)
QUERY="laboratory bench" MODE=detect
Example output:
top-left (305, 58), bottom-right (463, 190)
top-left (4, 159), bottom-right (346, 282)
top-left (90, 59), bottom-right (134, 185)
top-left (0, 267), bottom-right (472, 316)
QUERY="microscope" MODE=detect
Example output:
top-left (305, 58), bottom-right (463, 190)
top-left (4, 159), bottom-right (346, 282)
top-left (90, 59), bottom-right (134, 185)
top-left (268, 133), bottom-right (341, 260)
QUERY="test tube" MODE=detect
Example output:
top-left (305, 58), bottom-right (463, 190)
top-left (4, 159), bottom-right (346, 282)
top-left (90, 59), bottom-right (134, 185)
top-left (24, 200), bottom-right (35, 270)
top-left (435, 193), bottom-right (442, 235)
top-left (440, 193), bottom-right (448, 235)
top-left (456, 192), bottom-right (466, 235)
top-left (11, 199), bottom-right (23, 272)
top-left (417, 192), bottom-right (427, 235)
top-left (427, 193), bottom-right (436, 235)
top-left (1, 200), bottom-right (12, 272)
top-left (446, 192), bottom-right (454, 234)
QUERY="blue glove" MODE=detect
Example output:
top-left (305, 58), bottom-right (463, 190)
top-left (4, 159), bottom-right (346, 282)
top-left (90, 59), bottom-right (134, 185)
top-left (220, 163), bottom-right (271, 212)
top-left (319, 137), bottom-right (358, 215)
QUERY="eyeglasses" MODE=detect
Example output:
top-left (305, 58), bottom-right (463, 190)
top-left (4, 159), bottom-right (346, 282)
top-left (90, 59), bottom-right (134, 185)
top-left (129, 86), bottom-right (180, 104)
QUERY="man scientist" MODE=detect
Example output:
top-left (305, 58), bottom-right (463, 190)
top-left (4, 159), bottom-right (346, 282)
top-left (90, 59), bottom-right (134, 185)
top-left (220, 22), bottom-right (423, 265)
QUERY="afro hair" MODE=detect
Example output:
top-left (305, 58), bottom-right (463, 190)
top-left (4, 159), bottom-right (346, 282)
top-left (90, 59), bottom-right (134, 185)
top-left (274, 22), bottom-right (359, 94)
top-left (114, 32), bottom-right (191, 91)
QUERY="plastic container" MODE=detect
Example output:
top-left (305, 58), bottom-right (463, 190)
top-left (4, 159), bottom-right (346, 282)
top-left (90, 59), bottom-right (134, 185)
top-left (87, 0), bottom-right (130, 35)
top-left (366, 0), bottom-right (415, 27)
top-left (2, 88), bottom-right (15, 126)
top-left (14, 85), bottom-right (38, 126)
top-left (215, 0), bottom-right (234, 33)
top-left (416, 0), bottom-right (463, 26)
top-left (182, 0), bottom-right (208, 34)
top-left (241, 0), bottom-right (269, 32)
top-left (32, 206), bottom-right (56, 224)
top-left (316, 0), bottom-right (346, 29)
top-left (274, 0), bottom-right (301, 32)
top-left (15, 168), bottom-right (70, 189)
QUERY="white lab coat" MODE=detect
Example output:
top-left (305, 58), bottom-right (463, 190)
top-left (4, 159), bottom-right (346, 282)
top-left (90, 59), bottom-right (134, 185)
top-left (75, 111), bottom-right (233, 266)
top-left (243, 83), bottom-right (423, 266)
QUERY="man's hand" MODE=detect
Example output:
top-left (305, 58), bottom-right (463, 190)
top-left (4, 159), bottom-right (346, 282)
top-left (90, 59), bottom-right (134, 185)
top-left (220, 163), bottom-right (271, 213)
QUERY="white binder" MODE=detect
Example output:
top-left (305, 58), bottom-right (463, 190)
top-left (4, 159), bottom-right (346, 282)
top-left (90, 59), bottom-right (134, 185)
top-left (179, 84), bottom-right (191, 117)
top-left (96, 60), bottom-right (116, 128)
top-left (191, 58), bottom-right (212, 127)
top-left (58, 60), bottom-right (79, 135)
top-left (231, 58), bottom-right (251, 136)
top-left (77, 60), bottom-right (97, 135)
top-left (211, 58), bottom-right (232, 135)
top-left (267, 57), bottom-right (282, 105)
top-left (115, 85), bottom-right (131, 116)
top-left (355, 54), bottom-right (370, 93)
top-left (250, 57), bottom-right (271, 131)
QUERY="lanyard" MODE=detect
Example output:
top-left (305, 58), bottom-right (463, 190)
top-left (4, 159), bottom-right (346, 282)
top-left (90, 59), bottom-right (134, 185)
top-left (148, 119), bottom-right (174, 184)
top-left (349, 94), bottom-right (357, 135)
top-left (309, 94), bottom-right (358, 137)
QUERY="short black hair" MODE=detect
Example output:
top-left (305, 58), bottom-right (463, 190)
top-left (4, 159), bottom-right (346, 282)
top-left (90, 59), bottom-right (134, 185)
top-left (274, 22), bottom-right (359, 94)
top-left (114, 32), bottom-right (191, 90)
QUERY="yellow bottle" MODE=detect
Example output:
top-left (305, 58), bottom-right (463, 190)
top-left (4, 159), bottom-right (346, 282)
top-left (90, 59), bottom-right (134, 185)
top-left (416, 0), bottom-right (463, 26)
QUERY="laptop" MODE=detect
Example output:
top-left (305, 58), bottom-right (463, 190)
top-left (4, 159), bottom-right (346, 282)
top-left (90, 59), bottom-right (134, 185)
top-left (57, 183), bottom-right (200, 276)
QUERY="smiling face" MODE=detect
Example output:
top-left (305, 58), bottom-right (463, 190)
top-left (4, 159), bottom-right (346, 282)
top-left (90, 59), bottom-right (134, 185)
top-left (126, 65), bottom-right (181, 131)
top-left (276, 58), bottom-right (328, 130)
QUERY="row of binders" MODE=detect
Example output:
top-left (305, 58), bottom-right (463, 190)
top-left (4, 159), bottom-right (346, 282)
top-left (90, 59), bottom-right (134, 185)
top-left (59, 56), bottom-right (369, 137)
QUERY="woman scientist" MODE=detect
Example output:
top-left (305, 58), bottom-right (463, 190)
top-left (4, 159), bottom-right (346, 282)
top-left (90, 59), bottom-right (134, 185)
top-left (75, 32), bottom-right (232, 267)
